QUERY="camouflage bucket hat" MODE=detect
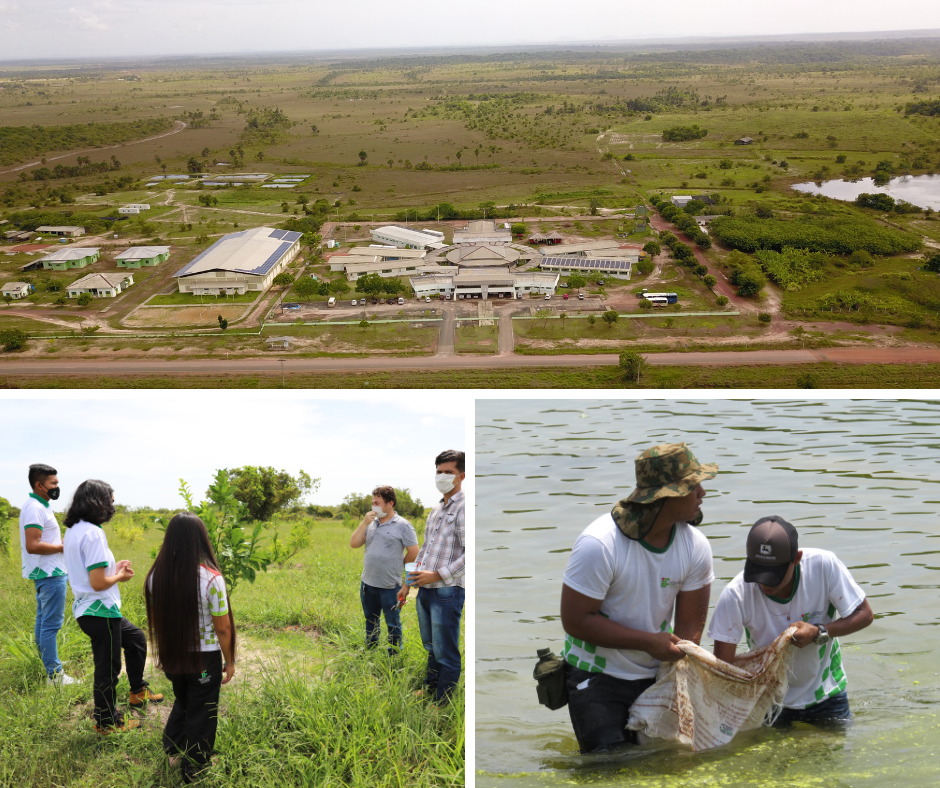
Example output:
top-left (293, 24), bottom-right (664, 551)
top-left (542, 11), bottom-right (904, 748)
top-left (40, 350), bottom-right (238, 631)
top-left (611, 443), bottom-right (718, 541)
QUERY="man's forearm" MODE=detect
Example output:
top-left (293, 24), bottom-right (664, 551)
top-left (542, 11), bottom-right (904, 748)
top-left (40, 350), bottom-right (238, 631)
top-left (25, 541), bottom-right (63, 556)
top-left (564, 613), bottom-right (659, 653)
top-left (822, 602), bottom-right (873, 639)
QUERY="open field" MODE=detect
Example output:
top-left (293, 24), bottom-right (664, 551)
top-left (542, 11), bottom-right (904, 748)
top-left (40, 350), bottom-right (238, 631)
top-left (0, 517), bottom-right (463, 787)
top-left (2, 38), bottom-right (940, 379)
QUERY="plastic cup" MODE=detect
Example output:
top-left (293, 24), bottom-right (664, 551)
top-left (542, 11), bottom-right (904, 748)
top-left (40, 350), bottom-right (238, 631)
top-left (404, 562), bottom-right (418, 587)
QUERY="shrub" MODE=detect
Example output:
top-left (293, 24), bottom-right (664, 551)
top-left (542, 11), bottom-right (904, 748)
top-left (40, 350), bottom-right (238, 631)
top-left (76, 293), bottom-right (92, 306)
top-left (273, 272), bottom-right (295, 287)
top-left (602, 310), bottom-right (619, 326)
top-left (638, 298), bottom-right (653, 310)
top-left (924, 252), bottom-right (940, 273)
top-left (703, 274), bottom-right (717, 289)
top-left (0, 328), bottom-right (28, 351)
top-left (619, 350), bottom-right (645, 381)
top-left (758, 312), bottom-right (772, 323)
top-left (716, 295), bottom-right (729, 306)
top-left (662, 125), bottom-right (708, 142)
top-left (855, 192), bottom-right (896, 212)
top-left (907, 313), bottom-right (926, 329)
top-left (635, 260), bottom-right (654, 276)
top-left (849, 249), bottom-right (874, 268)
top-left (695, 234), bottom-right (712, 250)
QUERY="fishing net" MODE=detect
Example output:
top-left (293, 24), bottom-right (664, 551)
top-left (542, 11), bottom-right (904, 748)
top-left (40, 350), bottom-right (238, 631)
top-left (627, 626), bottom-right (796, 751)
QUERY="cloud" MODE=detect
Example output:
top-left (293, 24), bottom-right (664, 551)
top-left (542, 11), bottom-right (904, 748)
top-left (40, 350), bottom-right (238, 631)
top-left (68, 6), bottom-right (110, 30)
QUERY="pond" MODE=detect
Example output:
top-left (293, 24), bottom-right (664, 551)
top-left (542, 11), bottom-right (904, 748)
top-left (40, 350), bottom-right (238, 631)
top-left (476, 399), bottom-right (940, 788)
top-left (792, 174), bottom-right (940, 210)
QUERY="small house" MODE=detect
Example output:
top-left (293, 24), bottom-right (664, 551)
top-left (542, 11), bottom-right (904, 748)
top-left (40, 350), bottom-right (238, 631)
top-left (670, 196), bottom-right (692, 208)
top-left (1, 282), bottom-right (31, 299)
top-left (735, 137), bottom-right (754, 146)
top-left (265, 336), bottom-right (293, 350)
top-left (116, 246), bottom-right (170, 268)
top-left (67, 272), bottom-right (134, 299)
top-left (34, 225), bottom-right (85, 237)
top-left (39, 248), bottom-right (100, 270)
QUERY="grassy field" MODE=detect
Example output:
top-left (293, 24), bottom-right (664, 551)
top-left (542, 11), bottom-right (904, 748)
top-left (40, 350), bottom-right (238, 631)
top-left (0, 517), bottom-right (463, 788)
top-left (454, 324), bottom-right (498, 353)
top-left (147, 292), bottom-right (261, 306)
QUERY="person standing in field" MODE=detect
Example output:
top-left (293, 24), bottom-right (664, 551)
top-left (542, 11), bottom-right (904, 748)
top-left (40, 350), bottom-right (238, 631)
top-left (709, 516), bottom-right (874, 726)
top-left (559, 443), bottom-right (716, 754)
top-left (62, 479), bottom-right (163, 734)
top-left (146, 513), bottom-right (236, 783)
top-left (350, 486), bottom-right (419, 655)
top-left (399, 450), bottom-right (465, 704)
top-left (19, 463), bottom-right (79, 686)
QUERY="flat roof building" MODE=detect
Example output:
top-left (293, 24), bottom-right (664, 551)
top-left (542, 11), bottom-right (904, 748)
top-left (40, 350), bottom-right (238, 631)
top-left (371, 225), bottom-right (446, 251)
top-left (116, 246), bottom-right (171, 268)
top-left (409, 267), bottom-right (558, 300)
top-left (67, 272), bottom-right (134, 299)
top-left (173, 226), bottom-right (301, 295)
top-left (35, 226), bottom-right (85, 237)
top-left (39, 247), bottom-right (100, 270)
top-left (540, 256), bottom-right (633, 279)
top-left (539, 240), bottom-right (634, 257)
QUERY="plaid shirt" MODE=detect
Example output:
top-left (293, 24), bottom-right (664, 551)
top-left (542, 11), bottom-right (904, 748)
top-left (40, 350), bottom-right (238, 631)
top-left (416, 489), bottom-right (465, 588)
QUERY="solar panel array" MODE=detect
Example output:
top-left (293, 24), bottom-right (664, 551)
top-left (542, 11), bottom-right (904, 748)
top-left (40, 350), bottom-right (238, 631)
top-left (241, 240), bottom-right (293, 276)
top-left (540, 257), bottom-right (632, 271)
top-left (269, 229), bottom-right (302, 243)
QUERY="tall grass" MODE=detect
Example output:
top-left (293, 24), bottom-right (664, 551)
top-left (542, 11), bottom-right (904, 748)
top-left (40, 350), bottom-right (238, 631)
top-left (0, 519), bottom-right (464, 787)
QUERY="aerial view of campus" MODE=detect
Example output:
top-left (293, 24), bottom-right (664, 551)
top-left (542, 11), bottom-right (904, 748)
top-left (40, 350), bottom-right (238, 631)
top-left (3, 29), bottom-right (940, 387)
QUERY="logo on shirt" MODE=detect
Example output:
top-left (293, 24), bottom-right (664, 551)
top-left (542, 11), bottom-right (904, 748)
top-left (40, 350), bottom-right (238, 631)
top-left (660, 577), bottom-right (681, 589)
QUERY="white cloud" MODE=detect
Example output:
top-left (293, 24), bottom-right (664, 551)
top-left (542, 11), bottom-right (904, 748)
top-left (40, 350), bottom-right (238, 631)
top-left (68, 6), bottom-right (110, 30)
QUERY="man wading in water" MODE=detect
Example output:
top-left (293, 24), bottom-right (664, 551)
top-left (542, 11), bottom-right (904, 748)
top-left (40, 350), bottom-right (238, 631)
top-left (559, 443), bottom-right (717, 754)
top-left (708, 516), bottom-right (874, 726)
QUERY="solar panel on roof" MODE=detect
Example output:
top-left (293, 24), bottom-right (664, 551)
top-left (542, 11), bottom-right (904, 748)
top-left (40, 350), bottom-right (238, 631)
top-left (238, 240), bottom-right (293, 276)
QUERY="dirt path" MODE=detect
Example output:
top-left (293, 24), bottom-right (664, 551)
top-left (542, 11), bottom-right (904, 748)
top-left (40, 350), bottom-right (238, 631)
top-left (0, 121), bottom-right (187, 177)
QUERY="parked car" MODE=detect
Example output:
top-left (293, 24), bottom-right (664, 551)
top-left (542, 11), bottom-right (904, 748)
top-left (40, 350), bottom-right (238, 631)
top-left (425, 296), bottom-right (432, 303)
top-left (544, 294), bottom-right (552, 300)
top-left (563, 294), bottom-right (569, 300)
top-left (379, 298), bottom-right (386, 305)
top-left (578, 293), bottom-right (585, 300)
top-left (351, 299), bottom-right (357, 306)
top-left (445, 294), bottom-right (452, 300)
top-left (397, 297), bottom-right (404, 305)
top-left (372, 298), bottom-right (378, 305)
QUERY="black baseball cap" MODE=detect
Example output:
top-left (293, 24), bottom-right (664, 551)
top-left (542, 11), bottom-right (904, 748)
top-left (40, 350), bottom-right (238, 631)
top-left (743, 516), bottom-right (799, 586)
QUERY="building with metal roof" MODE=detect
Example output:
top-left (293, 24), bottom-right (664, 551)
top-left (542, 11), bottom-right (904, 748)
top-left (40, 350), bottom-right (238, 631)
top-left (452, 220), bottom-right (511, 245)
top-left (35, 225), bottom-right (85, 237)
top-left (409, 267), bottom-right (558, 300)
top-left (116, 246), bottom-right (170, 268)
top-left (538, 240), bottom-right (632, 257)
top-left (539, 256), bottom-right (633, 279)
top-left (39, 248), bottom-right (100, 270)
top-left (370, 225), bottom-right (447, 251)
top-left (173, 226), bottom-right (301, 295)
top-left (1, 282), bottom-right (31, 299)
top-left (67, 272), bottom-right (134, 299)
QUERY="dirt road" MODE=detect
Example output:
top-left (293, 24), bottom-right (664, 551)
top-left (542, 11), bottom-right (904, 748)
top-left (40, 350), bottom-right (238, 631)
top-left (0, 121), bottom-right (188, 177)
top-left (4, 346), bottom-right (940, 377)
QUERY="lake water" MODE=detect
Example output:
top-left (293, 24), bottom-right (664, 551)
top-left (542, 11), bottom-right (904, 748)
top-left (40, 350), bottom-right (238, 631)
top-left (791, 174), bottom-right (940, 210)
top-left (476, 399), bottom-right (940, 788)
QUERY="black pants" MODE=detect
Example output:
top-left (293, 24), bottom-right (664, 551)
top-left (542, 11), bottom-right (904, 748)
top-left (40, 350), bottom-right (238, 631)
top-left (164, 651), bottom-right (223, 783)
top-left (76, 615), bottom-right (149, 727)
top-left (565, 665), bottom-right (656, 754)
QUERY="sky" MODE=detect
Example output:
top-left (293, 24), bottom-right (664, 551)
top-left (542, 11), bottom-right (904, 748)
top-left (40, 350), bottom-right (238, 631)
top-left (0, 393), bottom-right (466, 512)
top-left (1, 1), bottom-right (939, 61)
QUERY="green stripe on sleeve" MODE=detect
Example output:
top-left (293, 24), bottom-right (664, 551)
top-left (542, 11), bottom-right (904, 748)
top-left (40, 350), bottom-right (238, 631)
top-left (23, 524), bottom-right (44, 530)
top-left (86, 562), bottom-right (108, 571)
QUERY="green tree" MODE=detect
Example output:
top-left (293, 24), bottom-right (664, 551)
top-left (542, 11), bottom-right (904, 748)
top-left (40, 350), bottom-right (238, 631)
top-left (619, 350), bottom-right (645, 383)
top-left (186, 157), bottom-right (203, 173)
top-left (221, 466), bottom-right (318, 522)
top-left (643, 241), bottom-right (661, 257)
top-left (589, 197), bottom-right (601, 216)
top-left (356, 272), bottom-right (385, 297)
top-left (0, 495), bottom-right (17, 555)
top-left (294, 276), bottom-right (319, 299)
top-left (329, 279), bottom-right (351, 296)
top-left (703, 274), bottom-right (717, 289)
top-left (587, 314), bottom-right (596, 326)
top-left (511, 223), bottom-right (527, 236)
top-left (0, 328), bottom-right (28, 351)
top-left (924, 252), bottom-right (940, 273)
top-left (638, 298), bottom-right (653, 310)
top-left (273, 272), bottom-right (295, 287)
top-left (716, 295), bottom-right (730, 307)
top-left (602, 309), bottom-right (619, 326)
top-left (358, 150), bottom-right (368, 166)
top-left (218, 315), bottom-right (228, 330)
top-left (173, 474), bottom-right (270, 595)
top-left (567, 272), bottom-right (587, 290)
top-left (77, 293), bottom-right (93, 306)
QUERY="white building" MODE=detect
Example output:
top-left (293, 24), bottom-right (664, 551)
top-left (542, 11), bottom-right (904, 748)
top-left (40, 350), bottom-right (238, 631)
top-left (370, 225), bottom-right (446, 251)
top-left (2, 282), bottom-right (31, 299)
top-left (539, 240), bottom-right (635, 257)
top-left (670, 196), bottom-right (692, 208)
top-left (409, 268), bottom-right (558, 300)
top-left (67, 272), bottom-right (134, 298)
top-left (119, 204), bottom-right (151, 215)
top-left (173, 226), bottom-right (302, 295)
top-left (35, 225), bottom-right (85, 237)
top-left (452, 220), bottom-right (511, 245)
top-left (329, 248), bottom-right (432, 280)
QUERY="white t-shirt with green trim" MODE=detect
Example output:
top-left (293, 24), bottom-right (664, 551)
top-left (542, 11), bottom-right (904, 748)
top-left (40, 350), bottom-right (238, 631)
top-left (19, 493), bottom-right (67, 580)
top-left (707, 547), bottom-right (866, 709)
top-left (561, 514), bottom-right (714, 681)
top-left (63, 520), bottom-right (122, 619)
top-left (146, 564), bottom-right (230, 652)
top-left (197, 565), bottom-right (229, 652)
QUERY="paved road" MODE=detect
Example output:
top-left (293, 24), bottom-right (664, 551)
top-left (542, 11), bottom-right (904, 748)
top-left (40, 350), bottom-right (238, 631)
top-left (4, 346), bottom-right (940, 377)
top-left (438, 307), bottom-right (456, 355)
top-left (498, 311), bottom-right (515, 354)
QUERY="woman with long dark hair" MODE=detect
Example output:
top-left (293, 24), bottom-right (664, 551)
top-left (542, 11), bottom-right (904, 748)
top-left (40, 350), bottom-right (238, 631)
top-left (145, 512), bottom-right (236, 783)
top-left (62, 479), bottom-right (163, 734)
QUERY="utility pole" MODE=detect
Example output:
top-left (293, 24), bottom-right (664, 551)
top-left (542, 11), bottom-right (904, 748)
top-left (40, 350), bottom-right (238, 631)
top-left (280, 358), bottom-right (285, 388)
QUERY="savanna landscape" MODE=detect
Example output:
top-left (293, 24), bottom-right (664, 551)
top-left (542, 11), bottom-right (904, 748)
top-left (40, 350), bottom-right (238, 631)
top-left (2, 35), bottom-right (940, 387)
top-left (0, 472), bottom-right (464, 787)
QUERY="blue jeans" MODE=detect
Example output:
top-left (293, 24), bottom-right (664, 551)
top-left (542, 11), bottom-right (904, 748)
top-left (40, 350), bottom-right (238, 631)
top-left (774, 691), bottom-right (851, 727)
top-left (34, 575), bottom-right (67, 677)
top-left (416, 585), bottom-right (464, 702)
top-left (360, 581), bottom-right (403, 653)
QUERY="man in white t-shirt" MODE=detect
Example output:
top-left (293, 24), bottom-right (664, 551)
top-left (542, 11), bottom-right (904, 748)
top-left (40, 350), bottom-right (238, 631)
top-left (559, 443), bottom-right (717, 754)
top-left (19, 463), bottom-right (78, 686)
top-left (708, 516), bottom-right (874, 725)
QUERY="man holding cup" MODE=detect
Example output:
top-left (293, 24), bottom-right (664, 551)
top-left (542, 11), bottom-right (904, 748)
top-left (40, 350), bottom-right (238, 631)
top-left (399, 450), bottom-right (466, 704)
top-left (350, 485), bottom-right (419, 655)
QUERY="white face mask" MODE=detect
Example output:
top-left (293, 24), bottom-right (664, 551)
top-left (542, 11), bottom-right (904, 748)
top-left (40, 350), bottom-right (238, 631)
top-left (371, 504), bottom-right (385, 517)
top-left (435, 473), bottom-right (456, 494)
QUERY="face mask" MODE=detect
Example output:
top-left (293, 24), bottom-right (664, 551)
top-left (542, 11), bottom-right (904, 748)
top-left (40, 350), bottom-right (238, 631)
top-left (435, 473), bottom-right (456, 494)
top-left (371, 505), bottom-right (385, 516)
top-left (46, 486), bottom-right (60, 501)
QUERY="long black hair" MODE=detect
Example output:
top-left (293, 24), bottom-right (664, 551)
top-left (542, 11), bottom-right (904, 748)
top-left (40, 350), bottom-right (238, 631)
top-left (145, 512), bottom-right (236, 674)
top-left (64, 479), bottom-right (115, 527)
